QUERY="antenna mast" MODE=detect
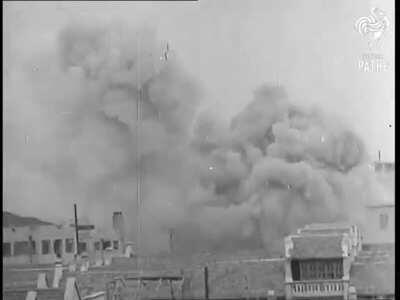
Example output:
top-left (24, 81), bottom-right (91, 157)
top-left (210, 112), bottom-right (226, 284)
top-left (136, 31), bottom-right (142, 271)
top-left (74, 204), bottom-right (80, 257)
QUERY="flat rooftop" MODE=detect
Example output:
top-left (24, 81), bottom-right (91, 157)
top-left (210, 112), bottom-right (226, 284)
top-left (3, 250), bottom-right (394, 298)
top-left (289, 234), bottom-right (345, 259)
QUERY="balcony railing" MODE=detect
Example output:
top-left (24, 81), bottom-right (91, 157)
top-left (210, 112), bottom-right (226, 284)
top-left (286, 280), bottom-right (348, 297)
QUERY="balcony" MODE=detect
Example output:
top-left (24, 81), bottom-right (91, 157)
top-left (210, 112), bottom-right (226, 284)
top-left (286, 279), bottom-right (348, 297)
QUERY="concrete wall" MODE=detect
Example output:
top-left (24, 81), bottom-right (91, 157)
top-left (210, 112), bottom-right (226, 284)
top-left (362, 205), bottom-right (394, 245)
top-left (3, 225), bottom-right (77, 265)
top-left (3, 224), bottom-right (122, 266)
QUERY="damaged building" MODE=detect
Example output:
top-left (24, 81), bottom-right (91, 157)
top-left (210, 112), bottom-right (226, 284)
top-left (3, 211), bottom-right (127, 265)
top-left (2, 160), bottom-right (394, 300)
top-left (281, 161), bottom-right (394, 300)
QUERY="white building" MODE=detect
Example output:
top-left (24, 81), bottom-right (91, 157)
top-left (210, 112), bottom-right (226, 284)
top-left (362, 203), bottom-right (394, 246)
top-left (361, 160), bottom-right (395, 247)
top-left (3, 212), bottom-right (126, 265)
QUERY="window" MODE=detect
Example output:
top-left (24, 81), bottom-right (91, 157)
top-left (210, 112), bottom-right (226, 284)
top-left (113, 240), bottom-right (119, 250)
top-left (65, 238), bottom-right (74, 253)
top-left (14, 241), bottom-right (31, 255)
top-left (94, 241), bottom-right (101, 251)
top-left (53, 239), bottom-right (63, 257)
top-left (380, 213), bottom-right (389, 230)
top-left (291, 260), bottom-right (300, 281)
top-left (3, 243), bottom-right (12, 257)
top-left (78, 242), bottom-right (87, 253)
top-left (103, 240), bottom-right (111, 250)
top-left (42, 240), bottom-right (50, 254)
top-left (317, 262), bottom-right (324, 279)
top-left (27, 236), bottom-right (36, 255)
top-left (31, 241), bottom-right (36, 254)
top-left (336, 261), bottom-right (343, 278)
top-left (327, 262), bottom-right (333, 279)
top-left (295, 259), bottom-right (343, 281)
top-left (362, 244), bottom-right (371, 251)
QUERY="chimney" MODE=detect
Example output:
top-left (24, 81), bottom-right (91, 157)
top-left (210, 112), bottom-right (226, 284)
top-left (112, 212), bottom-right (125, 248)
top-left (169, 228), bottom-right (175, 254)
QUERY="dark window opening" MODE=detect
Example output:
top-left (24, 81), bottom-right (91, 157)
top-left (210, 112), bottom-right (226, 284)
top-left (27, 236), bottom-right (36, 255)
top-left (3, 243), bottom-right (12, 257)
top-left (78, 242), bottom-right (87, 253)
top-left (31, 241), bottom-right (36, 254)
top-left (42, 240), bottom-right (50, 255)
top-left (103, 240), bottom-right (111, 250)
top-left (94, 241), bottom-right (101, 251)
top-left (14, 241), bottom-right (31, 256)
top-left (113, 240), bottom-right (119, 250)
top-left (53, 239), bottom-right (63, 257)
top-left (291, 260), bottom-right (300, 281)
top-left (362, 244), bottom-right (371, 251)
top-left (65, 238), bottom-right (74, 253)
top-left (292, 259), bottom-right (343, 281)
top-left (380, 213), bottom-right (389, 230)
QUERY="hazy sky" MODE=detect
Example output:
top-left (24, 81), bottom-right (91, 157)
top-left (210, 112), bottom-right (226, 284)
top-left (3, 0), bottom-right (394, 222)
top-left (4, 0), bottom-right (394, 159)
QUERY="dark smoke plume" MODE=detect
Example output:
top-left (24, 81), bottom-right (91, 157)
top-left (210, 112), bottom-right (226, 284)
top-left (4, 21), bottom-right (387, 255)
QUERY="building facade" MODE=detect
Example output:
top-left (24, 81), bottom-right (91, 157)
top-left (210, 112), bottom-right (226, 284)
top-left (283, 217), bottom-right (394, 300)
top-left (362, 204), bottom-right (394, 246)
top-left (284, 223), bottom-right (358, 300)
top-left (3, 212), bottom-right (126, 265)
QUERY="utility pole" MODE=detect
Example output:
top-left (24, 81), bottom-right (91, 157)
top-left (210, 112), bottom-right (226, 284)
top-left (135, 35), bottom-right (168, 275)
top-left (74, 203), bottom-right (80, 257)
top-left (169, 228), bottom-right (175, 254)
top-left (29, 235), bottom-right (34, 264)
top-left (204, 266), bottom-right (209, 300)
top-left (136, 30), bottom-right (142, 273)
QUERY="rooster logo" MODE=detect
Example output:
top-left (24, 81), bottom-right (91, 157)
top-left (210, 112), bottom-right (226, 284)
top-left (355, 8), bottom-right (390, 49)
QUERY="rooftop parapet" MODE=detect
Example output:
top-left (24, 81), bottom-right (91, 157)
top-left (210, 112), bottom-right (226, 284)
top-left (374, 161), bottom-right (394, 173)
top-left (285, 233), bottom-right (352, 259)
top-left (297, 223), bottom-right (361, 256)
top-left (299, 228), bottom-right (350, 235)
top-left (304, 222), bottom-right (354, 230)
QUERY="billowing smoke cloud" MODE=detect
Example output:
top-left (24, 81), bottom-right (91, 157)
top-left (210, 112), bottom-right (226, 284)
top-left (187, 84), bottom-right (378, 255)
top-left (4, 21), bottom-right (388, 255)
